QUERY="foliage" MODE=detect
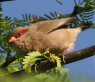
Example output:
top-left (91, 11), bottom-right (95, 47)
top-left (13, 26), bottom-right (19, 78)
top-left (23, 51), bottom-right (43, 73)
top-left (71, 0), bottom-right (95, 24)
top-left (0, 67), bottom-right (69, 82)
top-left (0, 0), bottom-right (14, 2)
top-left (56, 0), bottom-right (63, 5)
top-left (22, 50), bottom-right (61, 73)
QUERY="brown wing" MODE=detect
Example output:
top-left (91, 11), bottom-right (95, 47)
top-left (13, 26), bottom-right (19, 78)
top-left (34, 17), bottom-right (76, 33)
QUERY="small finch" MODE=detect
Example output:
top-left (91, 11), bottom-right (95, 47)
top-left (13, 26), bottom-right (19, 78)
top-left (9, 17), bottom-right (88, 55)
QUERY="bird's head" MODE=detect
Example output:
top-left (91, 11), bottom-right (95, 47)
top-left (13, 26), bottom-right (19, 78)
top-left (9, 27), bottom-right (29, 43)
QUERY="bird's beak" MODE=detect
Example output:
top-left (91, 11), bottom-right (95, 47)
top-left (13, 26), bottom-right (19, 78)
top-left (9, 36), bottom-right (17, 43)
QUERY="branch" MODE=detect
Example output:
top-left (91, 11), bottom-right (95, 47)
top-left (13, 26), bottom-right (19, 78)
top-left (32, 45), bottom-right (95, 72)
top-left (12, 45), bottom-right (95, 75)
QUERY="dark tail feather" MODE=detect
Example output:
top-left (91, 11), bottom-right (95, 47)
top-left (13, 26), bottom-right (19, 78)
top-left (79, 22), bottom-right (93, 31)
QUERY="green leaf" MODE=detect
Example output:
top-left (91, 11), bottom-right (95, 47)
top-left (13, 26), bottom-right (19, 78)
top-left (50, 53), bottom-right (61, 68)
top-left (22, 51), bottom-right (43, 73)
top-left (0, 54), bottom-right (6, 66)
top-left (7, 65), bottom-right (21, 73)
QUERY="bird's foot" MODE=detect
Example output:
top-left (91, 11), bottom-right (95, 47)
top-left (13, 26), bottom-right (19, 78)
top-left (62, 55), bottom-right (66, 64)
top-left (34, 64), bottom-right (38, 73)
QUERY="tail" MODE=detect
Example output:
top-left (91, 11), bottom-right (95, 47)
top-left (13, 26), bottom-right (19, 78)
top-left (73, 23), bottom-right (92, 34)
top-left (79, 25), bottom-right (90, 31)
top-left (78, 22), bottom-right (92, 31)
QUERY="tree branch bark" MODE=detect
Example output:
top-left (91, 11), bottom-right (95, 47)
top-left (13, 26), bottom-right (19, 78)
top-left (33, 45), bottom-right (95, 72)
top-left (12, 45), bottom-right (95, 75)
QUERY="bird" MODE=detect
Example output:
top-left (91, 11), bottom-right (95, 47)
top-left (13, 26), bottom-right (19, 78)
top-left (9, 17), bottom-right (88, 55)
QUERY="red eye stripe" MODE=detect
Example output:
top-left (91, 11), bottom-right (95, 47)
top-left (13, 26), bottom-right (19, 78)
top-left (20, 29), bottom-right (28, 34)
top-left (13, 29), bottom-right (28, 38)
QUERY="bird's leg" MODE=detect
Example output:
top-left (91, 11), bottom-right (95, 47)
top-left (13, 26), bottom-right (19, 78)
top-left (62, 43), bottom-right (70, 64)
top-left (63, 43), bottom-right (69, 54)
top-left (62, 43), bottom-right (75, 64)
top-left (62, 54), bottom-right (66, 64)
top-left (62, 52), bottom-right (67, 64)
top-left (34, 64), bottom-right (38, 73)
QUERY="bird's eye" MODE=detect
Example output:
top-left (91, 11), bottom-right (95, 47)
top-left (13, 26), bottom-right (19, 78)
top-left (17, 33), bottom-right (21, 36)
top-left (17, 33), bottom-right (22, 37)
top-left (14, 33), bottom-right (21, 38)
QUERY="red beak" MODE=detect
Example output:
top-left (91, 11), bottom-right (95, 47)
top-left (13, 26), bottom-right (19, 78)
top-left (9, 36), bottom-right (17, 42)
